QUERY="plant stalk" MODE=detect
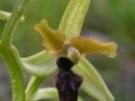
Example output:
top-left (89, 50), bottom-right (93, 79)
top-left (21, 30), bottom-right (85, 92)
top-left (25, 76), bottom-right (44, 101)
top-left (0, 0), bottom-right (31, 100)
top-left (1, 0), bottom-right (30, 45)
top-left (0, 45), bottom-right (25, 101)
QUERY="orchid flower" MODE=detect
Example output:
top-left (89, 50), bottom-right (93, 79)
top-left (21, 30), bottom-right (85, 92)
top-left (31, 1), bottom-right (118, 101)
top-left (33, 19), bottom-right (118, 101)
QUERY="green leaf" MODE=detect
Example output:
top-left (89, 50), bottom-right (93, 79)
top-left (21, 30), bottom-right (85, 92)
top-left (21, 51), bottom-right (56, 77)
top-left (34, 88), bottom-right (83, 101)
top-left (59, 0), bottom-right (91, 40)
top-left (74, 58), bottom-right (114, 101)
top-left (33, 88), bottom-right (58, 101)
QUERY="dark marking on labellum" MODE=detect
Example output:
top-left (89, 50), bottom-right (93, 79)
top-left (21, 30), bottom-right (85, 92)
top-left (55, 57), bottom-right (83, 101)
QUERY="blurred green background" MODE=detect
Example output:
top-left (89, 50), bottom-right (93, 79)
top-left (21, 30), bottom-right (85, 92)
top-left (0, 0), bottom-right (135, 101)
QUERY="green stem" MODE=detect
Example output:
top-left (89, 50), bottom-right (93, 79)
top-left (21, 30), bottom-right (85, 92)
top-left (1, 0), bottom-right (30, 45)
top-left (0, 10), bottom-right (12, 21)
top-left (0, 0), bottom-right (30, 100)
top-left (0, 45), bottom-right (25, 101)
top-left (0, 10), bottom-right (24, 22)
top-left (25, 76), bottom-right (44, 101)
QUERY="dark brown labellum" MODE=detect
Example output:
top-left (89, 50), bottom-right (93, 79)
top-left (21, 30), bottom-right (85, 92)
top-left (55, 57), bottom-right (83, 101)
